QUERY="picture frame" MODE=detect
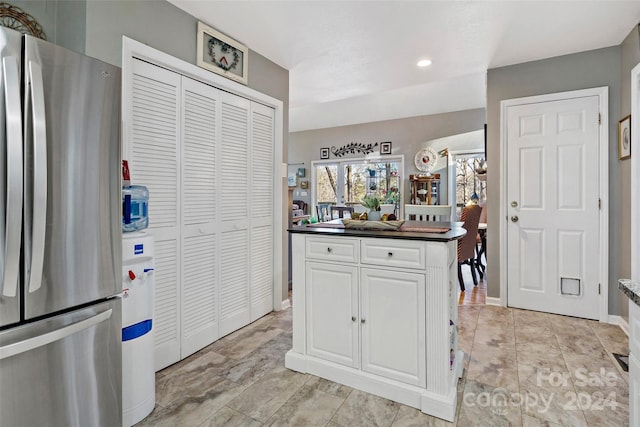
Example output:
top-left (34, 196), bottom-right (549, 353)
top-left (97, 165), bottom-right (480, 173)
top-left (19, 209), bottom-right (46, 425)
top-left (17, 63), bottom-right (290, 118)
top-left (619, 115), bottom-right (631, 160)
top-left (300, 180), bottom-right (309, 190)
top-left (297, 167), bottom-right (306, 178)
top-left (320, 147), bottom-right (330, 159)
top-left (380, 141), bottom-right (392, 155)
top-left (196, 21), bottom-right (248, 85)
top-left (288, 173), bottom-right (297, 187)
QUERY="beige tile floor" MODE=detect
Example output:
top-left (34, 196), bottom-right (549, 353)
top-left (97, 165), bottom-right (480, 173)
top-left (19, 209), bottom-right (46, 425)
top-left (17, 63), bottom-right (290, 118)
top-left (137, 304), bottom-right (629, 427)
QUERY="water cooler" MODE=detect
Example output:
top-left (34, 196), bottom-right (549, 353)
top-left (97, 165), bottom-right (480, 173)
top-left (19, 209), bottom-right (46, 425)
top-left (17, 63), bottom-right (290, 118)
top-left (122, 231), bottom-right (155, 426)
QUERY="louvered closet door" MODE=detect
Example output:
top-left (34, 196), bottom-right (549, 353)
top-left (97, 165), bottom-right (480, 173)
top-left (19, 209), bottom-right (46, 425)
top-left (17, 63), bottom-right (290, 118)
top-left (129, 59), bottom-right (181, 371)
top-left (250, 102), bottom-right (275, 321)
top-left (219, 92), bottom-right (251, 336)
top-left (180, 77), bottom-right (220, 358)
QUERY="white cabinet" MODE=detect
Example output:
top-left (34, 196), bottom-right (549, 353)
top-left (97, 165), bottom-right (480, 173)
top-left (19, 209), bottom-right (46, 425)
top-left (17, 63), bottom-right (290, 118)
top-left (306, 262), bottom-right (359, 368)
top-left (629, 299), bottom-right (640, 426)
top-left (288, 232), bottom-right (462, 422)
top-left (360, 268), bottom-right (425, 387)
top-left (125, 58), bottom-right (275, 371)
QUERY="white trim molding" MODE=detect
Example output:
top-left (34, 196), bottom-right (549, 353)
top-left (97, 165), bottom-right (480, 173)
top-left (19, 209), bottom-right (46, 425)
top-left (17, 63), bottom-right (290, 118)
top-left (631, 63), bottom-right (640, 287)
top-left (499, 87), bottom-right (609, 321)
top-left (485, 297), bottom-right (502, 306)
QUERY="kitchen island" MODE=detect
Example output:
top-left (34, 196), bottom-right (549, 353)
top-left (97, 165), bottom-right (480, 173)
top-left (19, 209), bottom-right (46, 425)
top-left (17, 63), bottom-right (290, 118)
top-left (618, 279), bottom-right (640, 426)
top-left (286, 221), bottom-right (466, 422)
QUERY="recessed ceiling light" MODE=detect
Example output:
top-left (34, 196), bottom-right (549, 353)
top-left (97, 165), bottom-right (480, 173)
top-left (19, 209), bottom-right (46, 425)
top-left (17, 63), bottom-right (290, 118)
top-left (417, 59), bottom-right (432, 68)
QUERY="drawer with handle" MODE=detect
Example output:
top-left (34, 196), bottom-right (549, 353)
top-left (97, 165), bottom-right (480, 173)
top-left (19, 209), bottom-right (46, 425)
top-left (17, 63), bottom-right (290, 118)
top-left (360, 238), bottom-right (425, 270)
top-left (306, 237), bottom-right (359, 263)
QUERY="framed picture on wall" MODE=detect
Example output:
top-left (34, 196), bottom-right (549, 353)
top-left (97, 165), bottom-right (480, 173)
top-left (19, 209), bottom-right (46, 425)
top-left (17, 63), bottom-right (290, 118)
top-left (288, 173), bottom-right (297, 187)
top-left (196, 21), bottom-right (248, 85)
top-left (380, 141), bottom-right (392, 155)
top-left (300, 180), bottom-right (309, 189)
top-left (619, 115), bottom-right (631, 160)
top-left (320, 147), bottom-right (330, 159)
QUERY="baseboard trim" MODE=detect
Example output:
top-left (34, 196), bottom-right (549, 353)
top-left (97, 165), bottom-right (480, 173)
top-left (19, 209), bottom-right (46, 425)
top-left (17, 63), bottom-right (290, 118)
top-left (280, 298), bottom-right (291, 311)
top-left (485, 297), bottom-right (502, 306)
top-left (608, 315), bottom-right (629, 336)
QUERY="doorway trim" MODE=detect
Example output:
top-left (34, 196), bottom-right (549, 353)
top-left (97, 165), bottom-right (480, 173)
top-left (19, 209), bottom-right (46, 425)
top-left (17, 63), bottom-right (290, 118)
top-left (499, 87), bottom-right (609, 321)
top-left (632, 63), bottom-right (640, 285)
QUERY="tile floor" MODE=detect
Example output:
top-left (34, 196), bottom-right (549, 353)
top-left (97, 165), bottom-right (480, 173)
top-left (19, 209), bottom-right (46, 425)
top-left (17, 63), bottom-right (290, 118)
top-left (137, 293), bottom-right (629, 427)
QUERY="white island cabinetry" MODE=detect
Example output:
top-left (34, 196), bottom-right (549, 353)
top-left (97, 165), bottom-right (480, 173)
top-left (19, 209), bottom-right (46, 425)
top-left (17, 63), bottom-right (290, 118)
top-left (286, 228), bottom-right (464, 422)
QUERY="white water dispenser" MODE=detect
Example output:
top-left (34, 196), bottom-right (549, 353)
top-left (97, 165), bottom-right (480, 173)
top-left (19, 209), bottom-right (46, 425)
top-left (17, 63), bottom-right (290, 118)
top-left (122, 232), bottom-right (155, 426)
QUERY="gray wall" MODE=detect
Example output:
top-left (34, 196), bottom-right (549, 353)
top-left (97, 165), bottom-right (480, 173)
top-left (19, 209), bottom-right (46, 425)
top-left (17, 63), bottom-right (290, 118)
top-left (10, 0), bottom-right (86, 53)
top-left (289, 108), bottom-right (486, 209)
top-left (487, 46), bottom-right (623, 314)
top-left (618, 25), bottom-right (640, 322)
top-left (16, 0), bottom-right (291, 304)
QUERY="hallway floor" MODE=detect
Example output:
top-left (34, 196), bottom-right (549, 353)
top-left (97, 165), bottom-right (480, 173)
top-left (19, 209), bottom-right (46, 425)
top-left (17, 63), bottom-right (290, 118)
top-left (138, 294), bottom-right (629, 426)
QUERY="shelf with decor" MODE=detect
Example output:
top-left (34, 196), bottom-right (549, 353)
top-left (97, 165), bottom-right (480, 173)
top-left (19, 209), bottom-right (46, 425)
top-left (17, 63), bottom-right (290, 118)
top-left (410, 174), bottom-right (441, 205)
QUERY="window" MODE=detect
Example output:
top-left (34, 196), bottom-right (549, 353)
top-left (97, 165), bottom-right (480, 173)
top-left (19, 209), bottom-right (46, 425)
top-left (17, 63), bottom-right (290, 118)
top-left (454, 154), bottom-right (486, 217)
top-left (312, 156), bottom-right (404, 217)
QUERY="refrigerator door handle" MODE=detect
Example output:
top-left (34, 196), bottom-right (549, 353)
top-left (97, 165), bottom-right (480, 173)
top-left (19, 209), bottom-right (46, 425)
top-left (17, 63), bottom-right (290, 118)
top-left (1, 56), bottom-right (23, 297)
top-left (26, 61), bottom-right (47, 294)
top-left (0, 308), bottom-right (112, 360)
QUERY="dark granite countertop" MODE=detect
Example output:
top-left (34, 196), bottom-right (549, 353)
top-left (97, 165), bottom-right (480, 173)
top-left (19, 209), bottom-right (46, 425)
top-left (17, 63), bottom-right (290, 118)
top-left (288, 220), bottom-right (466, 242)
top-left (619, 279), bottom-right (640, 307)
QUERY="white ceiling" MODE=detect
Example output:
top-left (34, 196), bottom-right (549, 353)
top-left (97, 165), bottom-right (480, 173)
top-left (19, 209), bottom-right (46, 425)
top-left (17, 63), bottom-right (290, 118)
top-left (168, 1), bottom-right (640, 131)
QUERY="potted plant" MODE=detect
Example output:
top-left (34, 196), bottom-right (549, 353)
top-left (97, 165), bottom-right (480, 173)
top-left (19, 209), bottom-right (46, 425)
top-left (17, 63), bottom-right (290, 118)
top-left (361, 195), bottom-right (381, 220)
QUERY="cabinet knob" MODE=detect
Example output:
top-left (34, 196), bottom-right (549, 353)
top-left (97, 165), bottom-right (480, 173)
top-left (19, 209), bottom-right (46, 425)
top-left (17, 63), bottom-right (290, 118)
top-left (351, 316), bottom-right (356, 322)
top-left (387, 252), bottom-right (393, 257)
top-left (327, 247), bottom-right (332, 253)
top-left (361, 318), bottom-right (366, 324)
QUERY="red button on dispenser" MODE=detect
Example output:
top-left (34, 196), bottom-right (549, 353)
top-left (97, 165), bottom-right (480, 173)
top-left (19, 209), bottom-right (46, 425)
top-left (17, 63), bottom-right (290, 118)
top-left (128, 270), bottom-right (136, 281)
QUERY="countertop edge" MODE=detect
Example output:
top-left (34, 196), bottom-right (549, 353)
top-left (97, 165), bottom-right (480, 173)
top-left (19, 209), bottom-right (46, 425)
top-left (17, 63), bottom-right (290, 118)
top-left (618, 279), bottom-right (640, 307)
top-left (288, 223), bottom-right (466, 242)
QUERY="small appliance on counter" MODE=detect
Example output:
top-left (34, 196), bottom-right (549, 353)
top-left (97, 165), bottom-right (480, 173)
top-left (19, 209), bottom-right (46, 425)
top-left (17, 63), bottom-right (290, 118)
top-left (122, 232), bottom-right (155, 426)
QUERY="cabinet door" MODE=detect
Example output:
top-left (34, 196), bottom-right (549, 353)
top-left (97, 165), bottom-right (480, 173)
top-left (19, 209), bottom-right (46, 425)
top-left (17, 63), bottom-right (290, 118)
top-left (360, 268), bottom-right (426, 386)
top-left (249, 102), bottom-right (275, 321)
top-left (180, 77), bottom-right (220, 358)
top-left (127, 59), bottom-right (181, 371)
top-left (219, 92), bottom-right (251, 336)
top-left (306, 262), bottom-right (359, 368)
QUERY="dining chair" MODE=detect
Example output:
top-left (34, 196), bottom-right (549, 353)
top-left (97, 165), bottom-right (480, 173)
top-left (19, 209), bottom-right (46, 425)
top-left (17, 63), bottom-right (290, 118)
top-left (331, 205), bottom-right (354, 219)
top-left (316, 204), bottom-right (332, 221)
top-left (404, 204), bottom-right (452, 221)
top-left (457, 204), bottom-right (483, 292)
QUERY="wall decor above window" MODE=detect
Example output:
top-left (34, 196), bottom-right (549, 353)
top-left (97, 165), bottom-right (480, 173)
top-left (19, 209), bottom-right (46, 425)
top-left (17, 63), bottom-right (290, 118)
top-left (380, 141), bottom-right (392, 155)
top-left (330, 142), bottom-right (378, 157)
top-left (320, 147), bottom-right (330, 159)
top-left (196, 21), bottom-right (248, 85)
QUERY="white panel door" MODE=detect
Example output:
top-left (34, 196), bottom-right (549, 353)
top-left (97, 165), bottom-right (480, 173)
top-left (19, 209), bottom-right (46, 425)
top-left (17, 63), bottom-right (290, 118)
top-left (506, 95), bottom-right (601, 319)
top-left (250, 102), bottom-right (275, 321)
top-left (128, 59), bottom-right (181, 370)
top-left (306, 262), bottom-right (359, 368)
top-left (180, 77), bottom-right (220, 358)
top-left (360, 268), bottom-right (426, 387)
top-left (219, 92), bottom-right (251, 336)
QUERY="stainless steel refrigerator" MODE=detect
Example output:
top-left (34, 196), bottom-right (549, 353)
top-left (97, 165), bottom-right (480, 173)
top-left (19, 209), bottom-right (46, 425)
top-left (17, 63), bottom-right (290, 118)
top-left (0, 27), bottom-right (122, 426)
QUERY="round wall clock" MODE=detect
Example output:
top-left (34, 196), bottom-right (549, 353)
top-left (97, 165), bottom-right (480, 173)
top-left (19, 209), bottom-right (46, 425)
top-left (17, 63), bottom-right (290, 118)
top-left (414, 147), bottom-right (438, 174)
top-left (0, 2), bottom-right (47, 40)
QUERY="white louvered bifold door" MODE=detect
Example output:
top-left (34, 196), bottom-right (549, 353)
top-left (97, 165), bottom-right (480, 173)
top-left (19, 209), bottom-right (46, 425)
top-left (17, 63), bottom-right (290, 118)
top-left (128, 59), bottom-right (181, 371)
top-left (219, 92), bottom-right (251, 336)
top-left (249, 102), bottom-right (275, 321)
top-left (180, 77), bottom-right (220, 358)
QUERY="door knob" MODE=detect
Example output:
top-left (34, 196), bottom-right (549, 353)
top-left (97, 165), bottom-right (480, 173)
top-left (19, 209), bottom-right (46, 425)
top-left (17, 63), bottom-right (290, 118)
top-left (351, 316), bottom-right (356, 322)
top-left (511, 201), bottom-right (518, 208)
top-left (511, 215), bottom-right (519, 223)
